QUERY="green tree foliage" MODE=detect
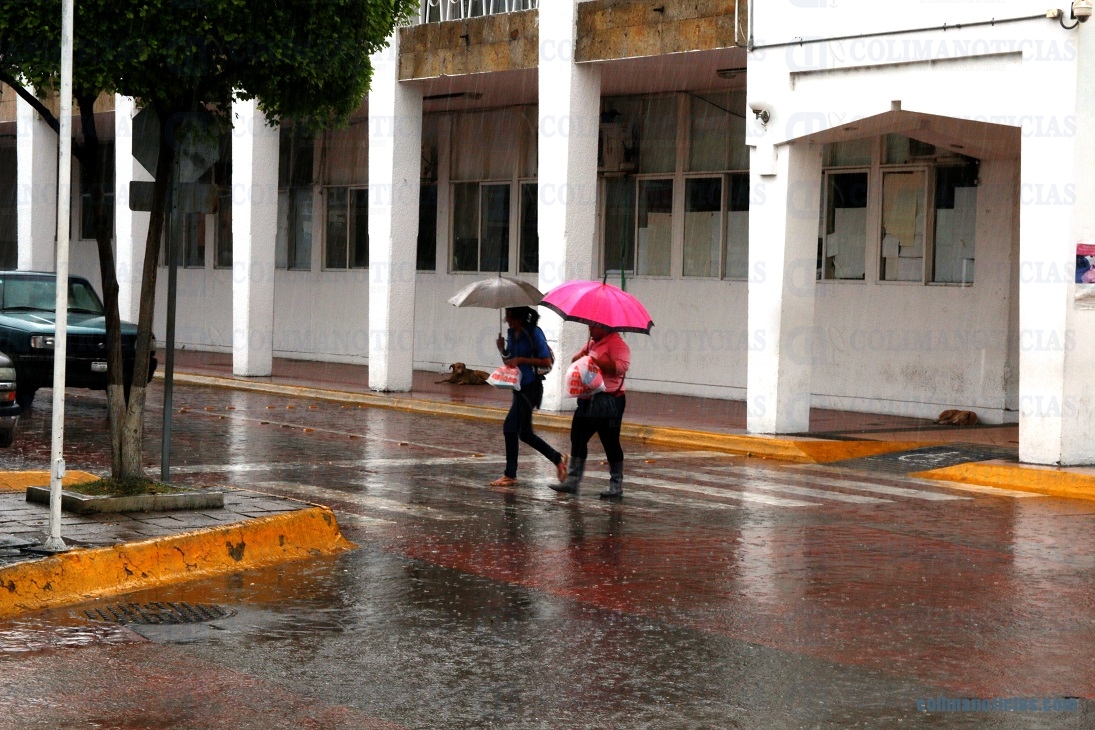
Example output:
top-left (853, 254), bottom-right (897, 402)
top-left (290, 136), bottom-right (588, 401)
top-left (0, 0), bottom-right (417, 479)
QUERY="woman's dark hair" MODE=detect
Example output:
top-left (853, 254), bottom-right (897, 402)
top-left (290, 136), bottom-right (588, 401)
top-left (505, 306), bottom-right (540, 328)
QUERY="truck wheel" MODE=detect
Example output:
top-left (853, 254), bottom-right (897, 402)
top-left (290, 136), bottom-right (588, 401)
top-left (15, 388), bottom-right (36, 410)
top-left (0, 430), bottom-right (12, 448)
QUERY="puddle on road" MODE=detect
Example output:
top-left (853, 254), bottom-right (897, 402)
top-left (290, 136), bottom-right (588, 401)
top-left (0, 614), bottom-right (144, 653)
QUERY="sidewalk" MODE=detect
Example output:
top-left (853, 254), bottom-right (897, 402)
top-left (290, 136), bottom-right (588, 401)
top-left (0, 471), bottom-right (352, 619)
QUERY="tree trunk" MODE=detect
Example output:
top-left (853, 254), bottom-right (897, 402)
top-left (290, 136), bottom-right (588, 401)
top-left (76, 91), bottom-right (127, 477)
top-left (119, 103), bottom-right (178, 481)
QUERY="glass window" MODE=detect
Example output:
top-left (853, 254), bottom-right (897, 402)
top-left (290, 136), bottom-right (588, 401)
top-left (182, 212), bottom-right (205, 268)
top-left (724, 174), bottom-right (750, 280)
top-left (689, 94), bottom-right (731, 173)
top-left (325, 188), bottom-right (349, 269)
top-left (480, 184), bottom-right (510, 273)
top-left (212, 132), bottom-right (233, 269)
top-left (824, 139), bottom-right (872, 167)
top-left (287, 188), bottom-right (313, 270)
top-left (325, 187), bottom-right (368, 269)
top-left (932, 164), bottom-right (978, 284)
top-left (880, 170), bottom-right (926, 282)
top-left (215, 189), bottom-right (233, 268)
top-left (80, 142), bottom-right (115, 240)
top-left (884, 134), bottom-right (936, 165)
top-left (638, 96), bottom-right (678, 174)
top-left (350, 189), bottom-right (368, 268)
top-left (688, 91), bottom-right (748, 173)
top-left (450, 182), bottom-right (511, 274)
top-left (163, 210), bottom-right (205, 268)
top-left (417, 183), bottom-right (437, 271)
top-left (636, 179), bottom-right (672, 276)
top-left (820, 172), bottom-right (868, 280)
top-left (277, 126), bottom-right (314, 270)
top-left (451, 182), bottom-right (479, 272)
top-left (683, 177), bottom-right (722, 277)
top-left (604, 177), bottom-right (636, 274)
top-left (518, 183), bottom-right (538, 274)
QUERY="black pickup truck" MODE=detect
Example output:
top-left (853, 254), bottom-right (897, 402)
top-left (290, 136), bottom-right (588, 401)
top-left (0, 271), bottom-right (157, 409)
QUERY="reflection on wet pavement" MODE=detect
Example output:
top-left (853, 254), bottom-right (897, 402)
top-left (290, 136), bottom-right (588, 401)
top-left (0, 384), bottom-right (1092, 728)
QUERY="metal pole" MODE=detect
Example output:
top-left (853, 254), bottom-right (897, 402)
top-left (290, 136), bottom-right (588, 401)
top-left (160, 181), bottom-right (178, 483)
top-left (45, 0), bottom-right (75, 551)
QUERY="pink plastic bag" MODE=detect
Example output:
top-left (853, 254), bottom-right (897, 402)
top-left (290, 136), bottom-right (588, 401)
top-left (564, 356), bottom-right (605, 398)
top-left (487, 365), bottom-right (521, 391)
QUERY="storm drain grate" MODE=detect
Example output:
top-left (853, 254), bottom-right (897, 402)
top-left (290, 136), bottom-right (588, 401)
top-left (83, 602), bottom-right (236, 625)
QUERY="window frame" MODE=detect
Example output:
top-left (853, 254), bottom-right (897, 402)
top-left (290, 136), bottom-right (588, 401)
top-left (79, 141), bottom-right (115, 242)
top-left (681, 173), bottom-right (726, 279)
top-left (633, 174), bottom-right (675, 278)
top-left (277, 127), bottom-right (315, 271)
top-left (818, 167), bottom-right (870, 283)
top-left (449, 179), bottom-right (513, 274)
top-left (878, 164), bottom-right (931, 285)
top-left (323, 185), bottom-right (369, 271)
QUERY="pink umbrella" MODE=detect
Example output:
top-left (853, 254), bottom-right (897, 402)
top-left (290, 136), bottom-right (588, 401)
top-left (540, 280), bottom-right (654, 334)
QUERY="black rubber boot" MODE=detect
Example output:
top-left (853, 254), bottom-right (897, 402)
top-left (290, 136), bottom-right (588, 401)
top-left (600, 461), bottom-right (623, 499)
top-left (551, 456), bottom-right (585, 495)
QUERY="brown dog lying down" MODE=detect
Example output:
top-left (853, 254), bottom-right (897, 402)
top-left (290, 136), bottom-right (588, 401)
top-left (436, 362), bottom-right (490, 385)
top-left (935, 409), bottom-right (979, 426)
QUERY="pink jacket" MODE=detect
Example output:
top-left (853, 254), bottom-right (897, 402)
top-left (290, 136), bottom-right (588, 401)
top-left (579, 333), bottom-right (631, 395)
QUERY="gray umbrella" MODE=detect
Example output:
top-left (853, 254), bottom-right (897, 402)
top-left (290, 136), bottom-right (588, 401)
top-left (449, 276), bottom-right (544, 335)
top-left (448, 276), bottom-right (544, 309)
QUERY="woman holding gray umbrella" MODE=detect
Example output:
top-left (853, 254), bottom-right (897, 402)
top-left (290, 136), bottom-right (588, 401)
top-left (490, 306), bottom-right (567, 487)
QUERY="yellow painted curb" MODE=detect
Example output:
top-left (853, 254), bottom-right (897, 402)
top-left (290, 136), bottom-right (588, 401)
top-left (168, 371), bottom-right (937, 464)
top-left (0, 506), bottom-right (355, 618)
top-left (0, 471), bottom-right (100, 492)
top-left (623, 425), bottom-right (932, 463)
top-left (912, 462), bottom-right (1095, 501)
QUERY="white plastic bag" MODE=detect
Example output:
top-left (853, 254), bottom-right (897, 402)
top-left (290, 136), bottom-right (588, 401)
top-left (487, 365), bottom-right (521, 391)
top-left (564, 356), bottom-right (605, 398)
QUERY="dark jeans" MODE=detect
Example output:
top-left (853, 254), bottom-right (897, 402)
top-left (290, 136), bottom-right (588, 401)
top-left (502, 378), bottom-right (561, 479)
top-left (570, 394), bottom-right (626, 463)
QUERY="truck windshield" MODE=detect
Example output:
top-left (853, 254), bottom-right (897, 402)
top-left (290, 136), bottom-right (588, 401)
top-left (0, 276), bottom-right (105, 314)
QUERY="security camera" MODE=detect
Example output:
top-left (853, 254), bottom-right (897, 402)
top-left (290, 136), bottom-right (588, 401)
top-left (748, 101), bottom-right (770, 125)
top-left (1074, 0), bottom-right (1093, 21)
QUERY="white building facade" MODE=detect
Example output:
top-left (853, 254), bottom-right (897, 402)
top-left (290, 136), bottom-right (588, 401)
top-left (7, 0), bottom-right (1095, 465)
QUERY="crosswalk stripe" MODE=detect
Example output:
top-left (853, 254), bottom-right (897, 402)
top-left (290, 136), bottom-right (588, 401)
top-left (249, 482), bottom-right (467, 520)
top-left (171, 455), bottom-right (506, 475)
top-left (704, 465), bottom-right (969, 501)
top-left (907, 479), bottom-right (1043, 498)
top-left (639, 467), bottom-right (891, 505)
top-left (583, 473), bottom-right (817, 507)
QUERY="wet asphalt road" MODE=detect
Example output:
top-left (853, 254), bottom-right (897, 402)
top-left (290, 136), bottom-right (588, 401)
top-left (0, 383), bottom-right (1093, 729)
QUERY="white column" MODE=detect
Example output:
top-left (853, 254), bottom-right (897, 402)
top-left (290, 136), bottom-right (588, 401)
top-left (113, 95), bottom-right (150, 322)
top-left (231, 97), bottom-right (279, 376)
top-left (16, 90), bottom-right (57, 271)
top-left (538, 0), bottom-right (602, 412)
top-left (368, 31), bottom-right (422, 392)
top-left (1018, 35), bottom-right (1095, 465)
top-left (746, 140), bottom-right (822, 434)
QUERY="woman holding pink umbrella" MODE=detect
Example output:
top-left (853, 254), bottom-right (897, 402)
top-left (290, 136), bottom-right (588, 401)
top-left (541, 279), bottom-right (652, 500)
top-left (552, 323), bottom-right (631, 499)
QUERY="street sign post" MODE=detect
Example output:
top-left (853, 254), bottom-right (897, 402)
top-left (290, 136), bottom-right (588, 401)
top-left (127, 105), bottom-right (221, 483)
